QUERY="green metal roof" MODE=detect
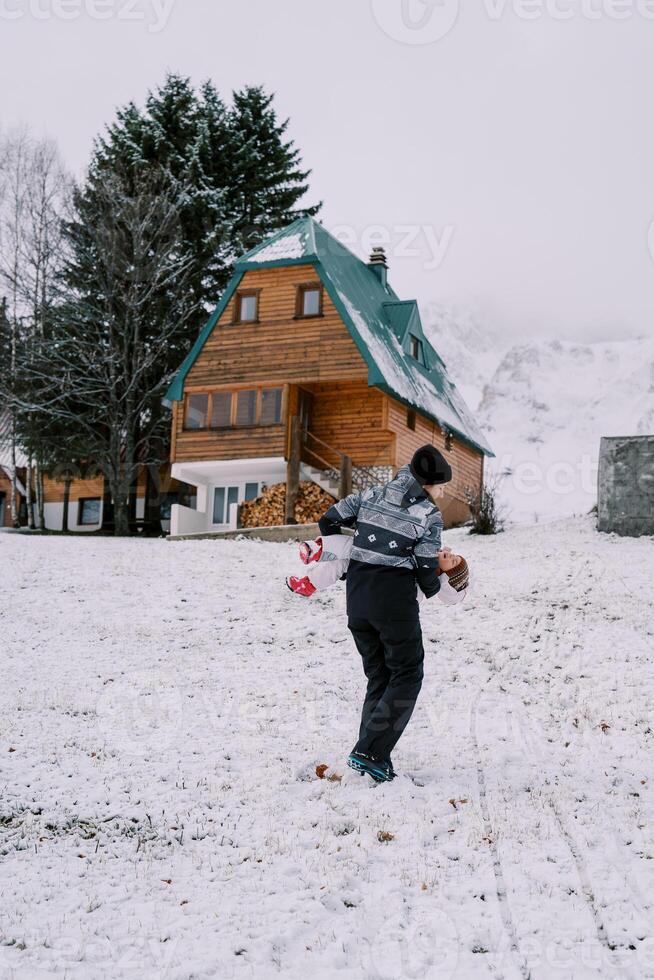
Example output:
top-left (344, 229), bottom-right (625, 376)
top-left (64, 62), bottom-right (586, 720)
top-left (164, 217), bottom-right (493, 457)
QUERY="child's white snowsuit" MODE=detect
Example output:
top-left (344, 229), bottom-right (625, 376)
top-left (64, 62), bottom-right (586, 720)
top-left (306, 534), bottom-right (353, 590)
top-left (306, 535), bottom-right (468, 605)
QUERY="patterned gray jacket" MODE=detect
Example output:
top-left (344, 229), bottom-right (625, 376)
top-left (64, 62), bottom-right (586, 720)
top-left (318, 464), bottom-right (444, 601)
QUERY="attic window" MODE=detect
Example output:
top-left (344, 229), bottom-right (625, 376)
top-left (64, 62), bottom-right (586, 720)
top-left (296, 283), bottom-right (323, 318)
top-left (409, 335), bottom-right (423, 362)
top-left (407, 409), bottom-right (416, 431)
top-left (234, 290), bottom-right (260, 323)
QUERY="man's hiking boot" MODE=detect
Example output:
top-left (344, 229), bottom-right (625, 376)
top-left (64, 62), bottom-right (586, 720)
top-left (347, 751), bottom-right (396, 783)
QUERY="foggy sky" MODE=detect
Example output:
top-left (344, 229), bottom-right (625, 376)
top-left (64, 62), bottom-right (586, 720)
top-left (2, 0), bottom-right (654, 343)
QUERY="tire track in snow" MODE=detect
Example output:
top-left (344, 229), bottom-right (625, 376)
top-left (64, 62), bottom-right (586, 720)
top-left (501, 579), bottom-right (643, 979)
top-left (467, 592), bottom-right (551, 980)
top-left (469, 684), bottom-right (533, 980)
top-left (467, 565), bottom-right (597, 980)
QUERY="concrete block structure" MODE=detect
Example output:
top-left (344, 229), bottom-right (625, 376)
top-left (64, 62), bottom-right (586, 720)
top-left (598, 435), bottom-right (654, 536)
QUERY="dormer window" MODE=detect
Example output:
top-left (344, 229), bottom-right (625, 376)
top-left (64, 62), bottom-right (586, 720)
top-left (409, 335), bottom-right (422, 362)
top-left (234, 289), bottom-right (260, 324)
top-left (296, 283), bottom-right (323, 318)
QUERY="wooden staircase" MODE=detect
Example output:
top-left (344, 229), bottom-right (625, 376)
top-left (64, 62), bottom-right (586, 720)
top-left (285, 416), bottom-right (353, 524)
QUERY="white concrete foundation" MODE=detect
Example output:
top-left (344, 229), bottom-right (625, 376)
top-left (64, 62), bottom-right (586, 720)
top-left (44, 501), bottom-right (102, 533)
top-left (170, 457), bottom-right (287, 536)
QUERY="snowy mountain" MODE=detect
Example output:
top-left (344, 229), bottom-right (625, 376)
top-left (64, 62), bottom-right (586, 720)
top-left (422, 310), bottom-right (654, 523)
top-left (422, 301), bottom-right (505, 411)
top-left (477, 336), bottom-right (654, 522)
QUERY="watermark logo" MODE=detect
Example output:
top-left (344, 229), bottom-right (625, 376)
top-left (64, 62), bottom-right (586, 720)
top-left (484, 0), bottom-right (654, 21)
top-left (96, 668), bottom-right (185, 756)
top-left (0, 0), bottom-right (176, 33)
top-left (363, 907), bottom-right (459, 979)
top-left (370, 0), bottom-right (460, 44)
top-left (371, 0), bottom-right (654, 44)
top-left (329, 222), bottom-right (455, 271)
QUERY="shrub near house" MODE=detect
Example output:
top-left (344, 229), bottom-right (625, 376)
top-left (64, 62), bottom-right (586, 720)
top-left (164, 217), bottom-right (494, 535)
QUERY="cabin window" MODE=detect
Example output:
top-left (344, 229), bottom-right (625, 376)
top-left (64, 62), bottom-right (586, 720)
top-left (245, 482), bottom-right (259, 501)
top-left (211, 391), bottom-right (232, 428)
top-left (185, 387), bottom-right (284, 430)
top-left (296, 283), bottom-right (323, 318)
top-left (409, 335), bottom-right (422, 362)
top-left (407, 409), bottom-right (416, 431)
top-left (234, 290), bottom-right (260, 323)
top-left (185, 393), bottom-right (209, 429)
top-left (261, 387), bottom-right (283, 425)
top-left (236, 389), bottom-right (257, 426)
top-left (78, 497), bottom-right (101, 526)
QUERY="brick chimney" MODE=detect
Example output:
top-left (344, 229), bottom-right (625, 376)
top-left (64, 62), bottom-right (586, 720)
top-left (368, 246), bottom-right (388, 287)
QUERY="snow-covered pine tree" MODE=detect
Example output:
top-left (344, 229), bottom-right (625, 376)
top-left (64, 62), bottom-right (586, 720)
top-left (91, 73), bottom-right (320, 337)
top-left (228, 85), bottom-right (321, 256)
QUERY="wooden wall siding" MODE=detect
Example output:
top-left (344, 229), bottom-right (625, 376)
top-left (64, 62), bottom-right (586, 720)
top-left (43, 473), bottom-right (105, 504)
top-left (174, 264), bottom-right (369, 463)
top-left (173, 421), bottom-right (286, 464)
top-left (184, 265), bottom-right (368, 389)
top-left (440, 493), bottom-right (475, 528)
top-left (41, 466), bottom-right (169, 504)
top-left (385, 397), bottom-right (483, 502)
top-left (308, 382), bottom-right (392, 467)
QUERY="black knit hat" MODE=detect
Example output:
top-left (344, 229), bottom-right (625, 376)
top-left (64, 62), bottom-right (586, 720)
top-left (410, 444), bottom-right (452, 486)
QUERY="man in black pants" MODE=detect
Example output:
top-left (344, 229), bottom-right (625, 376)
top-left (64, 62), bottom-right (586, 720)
top-left (318, 445), bottom-right (452, 782)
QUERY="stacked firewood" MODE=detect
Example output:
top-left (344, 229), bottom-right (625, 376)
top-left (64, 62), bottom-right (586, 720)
top-left (239, 481), bottom-right (336, 528)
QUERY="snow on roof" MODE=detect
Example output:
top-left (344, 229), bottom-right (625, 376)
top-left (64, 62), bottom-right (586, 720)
top-left (244, 232), bottom-right (307, 263)
top-left (338, 290), bottom-right (489, 448)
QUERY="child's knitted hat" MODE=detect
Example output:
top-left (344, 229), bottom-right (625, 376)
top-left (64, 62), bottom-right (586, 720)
top-left (445, 557), bottom-right (469, 592)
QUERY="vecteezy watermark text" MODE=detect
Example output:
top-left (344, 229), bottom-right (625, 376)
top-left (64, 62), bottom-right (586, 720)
top-left (330, 222), bottom-right (455, 271)
top-left (371, 0), bottom-right (654, 46)
top-left (0, 0), bottom-right (176, 32)
top-left (485, 0), bottom-right (654, 19)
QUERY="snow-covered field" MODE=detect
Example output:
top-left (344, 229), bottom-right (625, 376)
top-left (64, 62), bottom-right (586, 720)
top-left (1, 519), bottom-right (654, 979)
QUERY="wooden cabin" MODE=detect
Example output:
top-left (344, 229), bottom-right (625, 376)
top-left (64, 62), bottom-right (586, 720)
top-left (163, 217), bottom-right (493, 535)
top-left (0, 403), bottom-right (186, 534)
top-left (0, 410), bottom-right (27, 527)
top-left (0, 457), bottom-right (187, 534)
top-left (39, 465), bottom-right (189, 534)
top-left (0, 465), bottom-right (27, 527)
